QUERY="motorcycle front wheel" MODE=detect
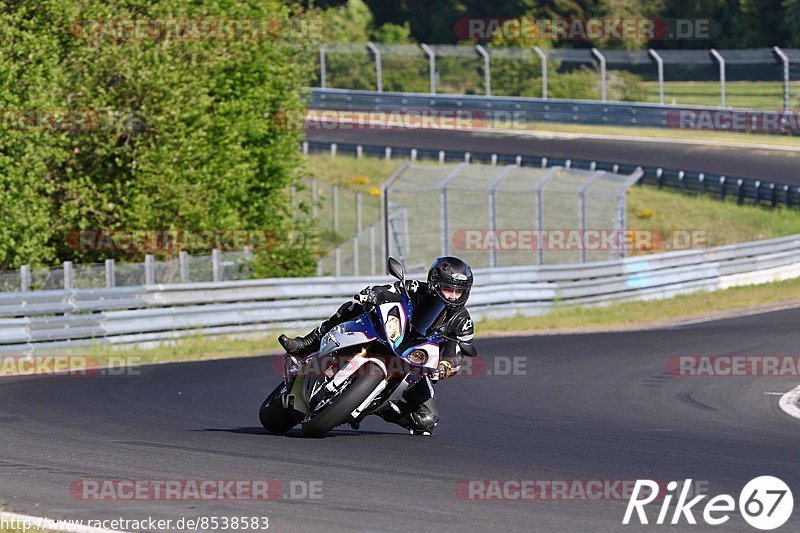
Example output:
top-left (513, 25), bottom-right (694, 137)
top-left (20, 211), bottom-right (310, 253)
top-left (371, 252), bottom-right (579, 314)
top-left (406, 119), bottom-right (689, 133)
top-left (259, 381), bottom-right (303, 434)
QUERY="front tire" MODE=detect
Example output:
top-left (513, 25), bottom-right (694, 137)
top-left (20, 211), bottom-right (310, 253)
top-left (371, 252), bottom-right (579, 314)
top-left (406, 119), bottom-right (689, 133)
top-left (302, 362), bottom-right (385, 438)
top-left (259, 382), bottom-right (302, 434)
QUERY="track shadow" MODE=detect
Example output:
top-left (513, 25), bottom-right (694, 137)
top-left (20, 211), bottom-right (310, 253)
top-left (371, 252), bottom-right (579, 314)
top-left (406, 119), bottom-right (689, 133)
top-left (195, 427), bottom-right (399, 438)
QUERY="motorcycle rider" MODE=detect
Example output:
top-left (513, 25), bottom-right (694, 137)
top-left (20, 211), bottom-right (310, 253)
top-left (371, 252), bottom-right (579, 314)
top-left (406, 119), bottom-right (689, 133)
top-left (278, 256), bottom-right (476, 435)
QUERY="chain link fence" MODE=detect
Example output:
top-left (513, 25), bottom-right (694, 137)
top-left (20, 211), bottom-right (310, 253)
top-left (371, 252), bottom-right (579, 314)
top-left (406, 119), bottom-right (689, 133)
top-left (316, 43), bottom-right (800, 110)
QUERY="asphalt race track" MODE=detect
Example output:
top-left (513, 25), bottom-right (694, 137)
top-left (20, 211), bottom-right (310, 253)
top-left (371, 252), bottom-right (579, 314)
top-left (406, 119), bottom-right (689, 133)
top-left (304, 128), bottom-right (800, 184)
top-left (3, 307), bottom-right (800, 532)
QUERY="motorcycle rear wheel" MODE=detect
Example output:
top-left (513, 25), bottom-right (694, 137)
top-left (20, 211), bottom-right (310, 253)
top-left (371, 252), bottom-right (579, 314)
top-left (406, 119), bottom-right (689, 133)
top-left (301, 362), bottom-right (384, 438)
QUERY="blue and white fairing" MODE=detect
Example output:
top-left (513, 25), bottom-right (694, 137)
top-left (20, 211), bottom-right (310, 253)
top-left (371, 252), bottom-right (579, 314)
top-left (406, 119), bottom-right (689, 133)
top-left (315, 290), bottom-right (439, 372)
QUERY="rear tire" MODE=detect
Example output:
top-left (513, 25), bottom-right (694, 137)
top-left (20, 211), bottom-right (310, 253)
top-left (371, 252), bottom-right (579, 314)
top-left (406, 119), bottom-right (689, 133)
top-left (259, 382), bottom-right (302, 434)
top-left (302, 362), bottom-right (384, 438)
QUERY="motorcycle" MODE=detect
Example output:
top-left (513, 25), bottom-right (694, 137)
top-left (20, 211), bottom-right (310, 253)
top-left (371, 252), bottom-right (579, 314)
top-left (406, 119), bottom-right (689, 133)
top-left (259, 257), bottom-right (461, 437)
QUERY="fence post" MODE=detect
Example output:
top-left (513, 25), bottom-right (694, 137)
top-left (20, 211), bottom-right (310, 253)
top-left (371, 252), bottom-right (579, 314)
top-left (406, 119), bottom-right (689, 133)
top-left (335, 248), bottom-right (341, 277)
top-left (366, 42), bottom-right (383, 92)
top-left (710, 49), bottom-right (726, 108)
top-left (648, 49), bottom-right (665, 105)
top-left (356, 192), bottom-right (363, 235)
top-left (63, 261), bottom-right (73, 290)
top-left (211, 249), bottom-right (221, 282)
top-left (475, 44), bottom-right (491, 96)
top-left (385, 147), bottom-right (392, 160)
top-left (591, 48), bottom-right (607, 102)
top-left (369, 225), bottom-right (376, 276)
top-left (353, 237), bottom-right (360, 276)
top-left (105, 259), bottom-right (115, 288)
top-left (533, 46), bottom-right (547, 98)
top-left (311, 179), bottom-right (318, 218)
top-left (439, 150), bottom-right (445, 163)
top-left (319, 46), bottom-right (327, 89)
top-left (356, 145), bottom-right (363, 159)
top-left (330, 143), bottom-right (337, 157)
top-left (774, 47), bottom-right (790, 112)
top-left (720, 176), bottom-right (727, 201)
top-left (20, 264), bottom-right (30, 292)
top-left (420, 43), bottom-right (436, 94)
top-left (179, 251), bottom-right (189, 282)
top-left (144, 254), bottom-right (155, 284)
top-left (333, 185), bottom-right (340, 234)
top-left (302, 141), bottom-right (308, 156)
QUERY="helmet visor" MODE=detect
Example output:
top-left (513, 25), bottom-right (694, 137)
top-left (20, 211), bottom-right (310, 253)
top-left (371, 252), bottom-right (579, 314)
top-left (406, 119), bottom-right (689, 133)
top-left (438, 283), bottom-right (468, 304)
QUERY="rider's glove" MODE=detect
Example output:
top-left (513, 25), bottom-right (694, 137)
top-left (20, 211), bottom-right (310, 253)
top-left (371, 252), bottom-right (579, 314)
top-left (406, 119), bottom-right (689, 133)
top-left (355, 287), bottom-right (380, 307)
top-left (434, 361), bottom-right (454, 381)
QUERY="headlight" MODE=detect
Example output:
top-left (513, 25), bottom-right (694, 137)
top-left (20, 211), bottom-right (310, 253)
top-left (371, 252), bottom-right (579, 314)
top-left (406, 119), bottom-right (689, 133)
top-left (385, 315), bottom-right (401, 343)
top-left (406, 349), bottom-right (428, 365)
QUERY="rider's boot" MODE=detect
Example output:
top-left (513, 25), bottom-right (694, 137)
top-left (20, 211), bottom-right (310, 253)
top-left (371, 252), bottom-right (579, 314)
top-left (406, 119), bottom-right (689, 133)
top-left (278, 301), bottom-right (363, 357)
top-left (376, 378), bottom-right (439, 435)
top-left (278, 325), bottom-right (324, 357)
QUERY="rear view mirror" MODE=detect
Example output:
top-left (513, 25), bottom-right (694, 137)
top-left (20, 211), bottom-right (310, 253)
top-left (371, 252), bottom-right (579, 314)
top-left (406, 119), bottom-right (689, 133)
top-left (387, 257), bottom-right (404, 281)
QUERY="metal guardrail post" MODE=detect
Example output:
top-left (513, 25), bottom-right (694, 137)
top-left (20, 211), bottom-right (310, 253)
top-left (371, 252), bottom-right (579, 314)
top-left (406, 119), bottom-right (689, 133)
top-left (475, 44), bottom-right (491, 96)
top-left (382, 162), bottom-right (409, 265)
top-left (353, 237), bottom-right (360, 276)
top-left (311, 179), bottom-right (318, 219)
top-left (420, 43), bottom-right (436, 94)
top-left (579, 171), bottom-right (607, 263)
top-left (440, 162), bottom-right (468, 257)
top-left (710, 49), bottom-right (726, 108)
top-left (535, 166), bottom-right (561, 264)
top-left (63, 261), bottom-right (73, 290)
top-left (356, 192), bottom-right (363, 235)
top-left (211, 250), bottom-right (220, 282)
top-left (774, 47), bottom-right (790, 112)
top-left (369, 225), bottom-right (376, 276)
top-left (648, 49), bottom-right (665, 105)
top-left (488, 166), bottom-right (515, 268)
top-left (20, 264), bottom-right (30, 292)
top-left (533, 46), bottom-right (547, 99)
top-left (591, 48), bottom-right (607, 102)
top-left (333, 185), bottom-right (340, 234)
top-left (366, 42), bottom-right (383, 92)
top-left (105, 259), bottom-right (115, 288)
top-left (319, 46), bottom-right (327, 89)
top-left (179, 251), bottom-right (189, 282)
top-left (145, 254), bottom-right (155, 284)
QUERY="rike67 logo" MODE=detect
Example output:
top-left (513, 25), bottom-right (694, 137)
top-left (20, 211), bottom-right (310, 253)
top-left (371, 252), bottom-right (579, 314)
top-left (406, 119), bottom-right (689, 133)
top-left (623, 477), bottom-right (793, 530)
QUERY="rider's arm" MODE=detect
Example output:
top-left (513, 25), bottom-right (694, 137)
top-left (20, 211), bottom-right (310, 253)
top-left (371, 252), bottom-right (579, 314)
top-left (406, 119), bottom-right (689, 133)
top-left (436, 308), bottom-right (476, 379)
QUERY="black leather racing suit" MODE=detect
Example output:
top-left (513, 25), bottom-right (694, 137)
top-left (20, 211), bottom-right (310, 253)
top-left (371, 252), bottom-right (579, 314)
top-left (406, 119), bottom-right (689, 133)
top-left (315, 279), bottom-right (476, 433)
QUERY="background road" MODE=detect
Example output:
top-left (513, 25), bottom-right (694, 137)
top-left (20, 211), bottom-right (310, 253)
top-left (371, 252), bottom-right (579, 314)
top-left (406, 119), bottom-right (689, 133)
top-left (305, 128), bottom-right (800, 184)
top-left (3, 307), bottom-right (800, 532)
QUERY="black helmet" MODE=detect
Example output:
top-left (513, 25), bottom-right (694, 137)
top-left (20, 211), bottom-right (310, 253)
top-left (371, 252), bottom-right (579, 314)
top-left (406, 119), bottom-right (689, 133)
top-left (427, 256), bottom-right (473, 308)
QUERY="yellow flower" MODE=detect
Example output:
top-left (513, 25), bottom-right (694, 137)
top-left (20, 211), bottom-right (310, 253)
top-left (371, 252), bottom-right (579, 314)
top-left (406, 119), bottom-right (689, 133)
top-left (636, 209), bottom-right (654, 219)
top-left (368, 187), bottom-right (381, 197)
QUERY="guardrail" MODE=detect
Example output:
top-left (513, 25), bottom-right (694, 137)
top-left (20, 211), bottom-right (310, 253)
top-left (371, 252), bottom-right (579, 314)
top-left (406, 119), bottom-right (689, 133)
top-left (304, 140), bottom-right (800, 209)
top-left (308, 87), bottom-right (799, 135)
top-left (2, 233), bottom-right (799, 354)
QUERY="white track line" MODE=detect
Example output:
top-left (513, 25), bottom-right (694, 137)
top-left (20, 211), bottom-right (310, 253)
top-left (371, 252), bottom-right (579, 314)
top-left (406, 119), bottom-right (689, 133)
top-left (0, 511), bottom-right (127, 533)
top-left (778, 384), bottom-right (800, 420)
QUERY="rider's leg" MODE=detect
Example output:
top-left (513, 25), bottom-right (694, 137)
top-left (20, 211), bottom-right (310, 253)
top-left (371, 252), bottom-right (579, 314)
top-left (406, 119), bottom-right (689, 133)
top-left (376, 377), bottom-right (439, 435)
top-left (278, 301), bottom-right (364, 356)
